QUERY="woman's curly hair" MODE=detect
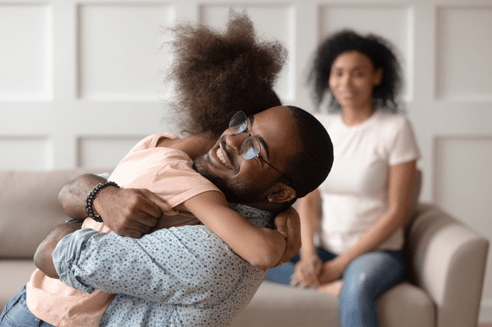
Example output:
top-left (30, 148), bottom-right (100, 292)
top-left (307, 29), bottom-right (403, 113)
top-left (165, 10), bottom-right (287, 136)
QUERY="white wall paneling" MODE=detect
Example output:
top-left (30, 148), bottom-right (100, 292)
top-left (0, 4), bottom-right (52, 101)
top-left (1, 0), bottom-right (492, 322)
top-left (0, 137), bottom-right (52, 170)
top-left (77, 136), bottom-right (145, 169)
top-left (78, 4), bottom-right (173, 100)
top-left (436, 6), bottom-right (492, 101)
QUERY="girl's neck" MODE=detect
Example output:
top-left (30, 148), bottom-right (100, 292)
top-left (341, 104), bottom-right (375, 127)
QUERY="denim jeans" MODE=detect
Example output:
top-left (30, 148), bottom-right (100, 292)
top-left (0, 285), bottom-right (55, 327)
top-left (265, 248), bottom-right (405, 327)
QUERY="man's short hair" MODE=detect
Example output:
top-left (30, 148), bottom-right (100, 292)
top-left (284, 106), bottom-right (334, 198)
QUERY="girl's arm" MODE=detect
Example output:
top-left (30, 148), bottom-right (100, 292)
top-left (183, 191), bottom-right (287, 269)
top-left (318, 160), bottom-right (417, 284)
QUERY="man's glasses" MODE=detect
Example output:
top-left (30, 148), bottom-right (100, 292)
top-left (228, 111), bottom-right (293, 187)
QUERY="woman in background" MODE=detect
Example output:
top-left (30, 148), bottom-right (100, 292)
top-left (265, 29), bottom-right (420, 327)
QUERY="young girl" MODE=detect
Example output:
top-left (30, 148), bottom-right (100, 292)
top-left (24, 11), bottom-right (293, 327)
top-left (91, 9), bottom-right (290, 268)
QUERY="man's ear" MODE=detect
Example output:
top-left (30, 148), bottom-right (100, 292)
top-left (266, 183), bottom-right (296, 203)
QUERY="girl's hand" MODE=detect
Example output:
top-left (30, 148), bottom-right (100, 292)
top-left (291, 254), bottom-right (323, 288)
top-left (273, 207), bottom-right (301, 266)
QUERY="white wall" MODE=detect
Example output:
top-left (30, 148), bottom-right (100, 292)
top-left (1, 0), bottom-right (491, 322)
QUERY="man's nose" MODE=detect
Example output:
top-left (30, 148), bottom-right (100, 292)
top-left (225, 133), bottom-right (246, 155)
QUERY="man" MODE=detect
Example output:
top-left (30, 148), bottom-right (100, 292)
top-left (1, 106), bottom-right (333, 327)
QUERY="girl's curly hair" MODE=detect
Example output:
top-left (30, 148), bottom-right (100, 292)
top-left (166, 10), bottom-right (287, 136)
top-left (307, 29), bottom-right (403, 113)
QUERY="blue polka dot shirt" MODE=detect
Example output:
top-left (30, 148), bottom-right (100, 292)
top-left (53, 204), bottom-right (275, 327)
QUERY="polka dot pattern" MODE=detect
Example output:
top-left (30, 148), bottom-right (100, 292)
top-left (54, 204), bottom-right (274, 326)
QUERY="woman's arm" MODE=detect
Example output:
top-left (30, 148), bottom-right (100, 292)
top-left (318, 160), bottom-right (417, 284)
top-left (299, 189), bottom-right (321, 258)
top-left (291, 189), bottom-right (323, 287)
top-left (184, 191), bottom-right (287, 269)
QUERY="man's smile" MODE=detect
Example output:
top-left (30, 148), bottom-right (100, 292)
top-left (207, 140), bottom-right (236, 171)
top-left (216, 143), bottom-right (234, 169)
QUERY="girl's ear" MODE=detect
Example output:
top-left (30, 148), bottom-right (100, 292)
top-left (266, 183), bottom-right (297, 203)
top-left (373, 68), bottom-right (383, 86)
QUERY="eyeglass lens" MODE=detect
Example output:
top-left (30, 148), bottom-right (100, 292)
top-left (229, 112), bottom-right (248, 134)
top-left (229, 112), bottom-right (261, 160)
top-left (240, 137), bottom-right (261, 160)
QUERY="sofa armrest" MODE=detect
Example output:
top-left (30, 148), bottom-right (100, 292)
top-left (405, 203), bottom-right (489, 327)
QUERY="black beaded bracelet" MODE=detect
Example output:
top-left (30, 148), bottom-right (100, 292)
top-left (85, 181), bottom-right (119, 223)
top-left (65, 218), bottom-right (85, 224)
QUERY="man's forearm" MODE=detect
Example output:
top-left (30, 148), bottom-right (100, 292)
top-left (58, 174), bottom-right (107, 219)
top-left (34, 220), bottom-right (84, 279)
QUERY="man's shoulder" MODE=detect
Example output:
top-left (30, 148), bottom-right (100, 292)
top-left (146, 225), bottom-right (263, 282)
top-left (229, 203), bottom-right (275, 228)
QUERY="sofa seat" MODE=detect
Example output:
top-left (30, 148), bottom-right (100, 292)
top-left (231, 280), bottom-right (434, 327)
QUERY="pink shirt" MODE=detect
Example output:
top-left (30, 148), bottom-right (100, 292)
top-left (27, 133), bottom-right (221, 326)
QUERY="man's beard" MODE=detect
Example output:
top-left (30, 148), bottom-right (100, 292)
top-left (193, 154), bottom-right (267, 204)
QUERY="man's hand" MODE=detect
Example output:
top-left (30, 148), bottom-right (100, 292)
top-left (291, 254), bottom-right (323, 288)
top-left (94, 187), bottom-right (177, 238)
top-left (34, 220), bottom-right (84, 279)
top-left (273, 207), bottom-right (301, 267)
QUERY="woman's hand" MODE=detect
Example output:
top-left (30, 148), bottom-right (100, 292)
top-left (291, 254), bottom-right (323, 288)
top-left (272, 207), bottom-right (301, 266)
top-left (316, 280), bottom-right (344, 297)
top-left (318, 257), bottom-right (345, 285)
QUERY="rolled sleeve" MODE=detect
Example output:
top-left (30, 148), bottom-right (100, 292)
top-left (53, 228), bottom-right (101, 293)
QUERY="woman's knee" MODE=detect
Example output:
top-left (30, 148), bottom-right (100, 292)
top-left (342, 251), bottom-right (405, 297)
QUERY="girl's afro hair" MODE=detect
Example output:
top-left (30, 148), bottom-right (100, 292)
top-left (166, 10), bottom-right (287, 136)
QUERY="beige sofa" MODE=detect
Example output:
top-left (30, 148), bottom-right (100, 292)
top-left (1, 169), bottom-right (489, 327)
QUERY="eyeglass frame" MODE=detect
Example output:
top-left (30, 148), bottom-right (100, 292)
top-left (228, 111), bottom-right (294, 188)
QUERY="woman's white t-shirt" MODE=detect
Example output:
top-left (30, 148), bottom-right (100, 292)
top-left (316, 109), bottom-right (420, 254)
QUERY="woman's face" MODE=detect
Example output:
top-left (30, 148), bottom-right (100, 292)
top-left (329, 50), bottom-right (382, 110)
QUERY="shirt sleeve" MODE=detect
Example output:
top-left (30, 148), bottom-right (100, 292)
top-left (388, 117), bottom-right (420, 166)
top-left (52, 225), bottom-right (250, 303)
top-left (97, 172), bottom-right (110, 180)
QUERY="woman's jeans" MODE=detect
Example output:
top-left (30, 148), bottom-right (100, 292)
top-left (0, 285), bottom-right (55, 327)
top-left (265, 248), bottom-right (405, 327)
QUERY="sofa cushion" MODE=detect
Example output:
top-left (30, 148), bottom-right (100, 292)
top-left (231, 280), bottom-right (434, 327)
top-left (0, 169), bottom-right (108, 258)
top-left (231, 281), bottom-right (340, 327)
